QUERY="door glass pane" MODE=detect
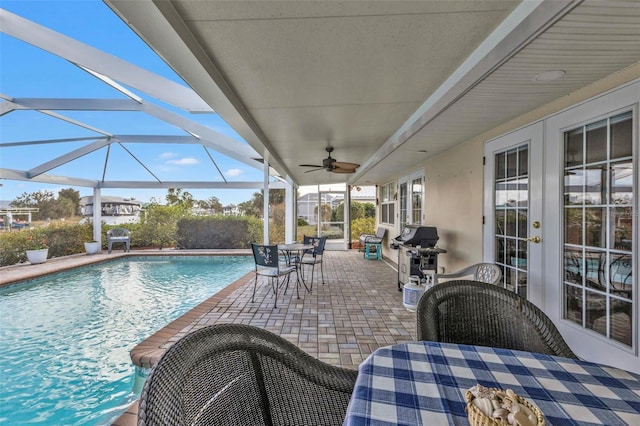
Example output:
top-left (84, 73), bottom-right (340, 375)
top-left (562, 112), bottom-right (635, 347)
top-left (564, 284), bottom-right (582, 326)
top-left (565, 127), bottom-right (583, 167)
top-left (507, 150), bottom-right (517, 178)
top-left (564, 208), bottom-right (582, 245)
top-left (564, 248), bottom-right (582, 285)
top-left (495, 210), bottom-right (505, 235)
top-left (564, 170), bottom-right (584, 205)
top-left (495, 152), bottom-right (506, 180)
top-left (585, 290), bottom-right (607, 333)
top-left (494, 143), bottom-right (529, 295)
top-left (585, 119), bottom-right (607, 164)
top-left (610, 299), bottom-right (632, 346)
top-left (611, 112), bottom-right (632, 159)
top-left (609, 254), bottom-right (632, 300)
top-left (612, 207), bottom-right (633, 250)
top-left (611, 161), bottom-right (633, 204)
top-left (584, 207), bottom-right (605, 248)
top-left (399, 182), bottom-right (407, 230)
top-left (495, 237), bottom-right (506, 264)
top-left (411, 177), bottom-right (422, 224)
top-left (584, 165), bottom-right (606, 205)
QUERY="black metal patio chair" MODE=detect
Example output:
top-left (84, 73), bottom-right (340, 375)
top-left (251, 243), bottom-right (295, 308)
top-left (416, 280), bottom-right (578, 358)
top-left (299, 235), bottom-right (327, 289)
top-left (137, 323), bottom-right (358, 426)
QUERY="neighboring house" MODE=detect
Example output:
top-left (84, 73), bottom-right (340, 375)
top-left (222, 204), bottom-right (243, 216)
top-left (0, 201), bottom-right (39, 229)
top-left (79, 196), bottom-right (142, 225)
top-left (297, 193), bottom-right (338, 225)
top-left (350, 185), bottom-right (376, 206)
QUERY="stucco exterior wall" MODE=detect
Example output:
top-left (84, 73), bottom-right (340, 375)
top-left (424, 140), bottom-right (484, 273)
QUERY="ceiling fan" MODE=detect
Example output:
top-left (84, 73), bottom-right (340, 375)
top-left (299, 146), bottom-right (360, 174)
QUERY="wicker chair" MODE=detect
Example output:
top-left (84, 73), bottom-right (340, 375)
top-left (416, 280), bottom-right (578, 358)
top-left (137, 323), bottom-right (358, 426)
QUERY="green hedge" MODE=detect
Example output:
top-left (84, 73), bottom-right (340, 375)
top-left (0, 223), bottom-right (94, 266)
top-left (175, 216), bottom-right (263, 249)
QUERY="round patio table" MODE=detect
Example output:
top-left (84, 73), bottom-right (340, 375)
top-left (278, 243), bottom-right (313, 298)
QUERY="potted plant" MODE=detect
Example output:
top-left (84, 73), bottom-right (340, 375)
top-left (25, 233), bottom-right (49, 264)
top-left (84, 240), bottom-right (101, 255)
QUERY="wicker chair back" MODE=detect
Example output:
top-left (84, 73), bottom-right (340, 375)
top-left (138, 324), bottom-right (357, 426)
top-left (416, 280), bottom-right (577, 359)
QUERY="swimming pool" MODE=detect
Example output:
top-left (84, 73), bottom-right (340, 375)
top-left (0, 256), bottom-right (253, 425)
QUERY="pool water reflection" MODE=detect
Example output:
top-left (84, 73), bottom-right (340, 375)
top-left (0, 256), bottom-right (253, 425)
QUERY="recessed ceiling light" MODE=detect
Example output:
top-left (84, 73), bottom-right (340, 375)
top-left (531, 70), bottom-right (565, 83)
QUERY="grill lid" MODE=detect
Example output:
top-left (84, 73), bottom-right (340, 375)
top-left (393, 225), bottom-right (439, 247)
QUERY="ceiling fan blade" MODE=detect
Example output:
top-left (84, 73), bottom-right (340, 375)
top-left (332, 166), bottom-right (357, 174)
top-left (304, 167), bottom-right (325, 173)
top-left (299, 164), bottom-right (323, 168)
top-left (332, 161), bottom-right (360, 169)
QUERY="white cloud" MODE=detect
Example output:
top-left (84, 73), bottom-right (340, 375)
top-left (166, 158), bottom-right (199, 166)
top-left (226, 168), bottom-right (243, 177)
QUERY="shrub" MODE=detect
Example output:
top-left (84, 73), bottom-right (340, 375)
top-left (351, 217), bottom-right (376, 242)
top-left (176, 216), bottom-right (262, 249)
top-left (0, 223), bottom-right (94, 266)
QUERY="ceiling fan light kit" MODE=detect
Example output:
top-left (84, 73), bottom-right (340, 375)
top-left (299, 147), bottom-right (360, 174)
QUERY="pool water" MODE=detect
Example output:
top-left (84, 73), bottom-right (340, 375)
top-left (0, 256), bottom-right (253, 425)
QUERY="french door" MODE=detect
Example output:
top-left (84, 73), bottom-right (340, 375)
top-left (485, 83), bottom-right (637, 373)
top-left (484, 123), bottom-right (544, 305)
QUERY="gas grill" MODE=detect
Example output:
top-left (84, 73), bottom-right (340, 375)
top-left (391, 225), bottom-right (446, 290)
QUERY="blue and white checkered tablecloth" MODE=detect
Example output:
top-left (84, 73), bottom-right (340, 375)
top-left (344, 341), bottom-right (640, 426)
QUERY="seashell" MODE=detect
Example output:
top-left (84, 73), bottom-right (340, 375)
top-left (473, 397), bottom-right (494, 417)
top-left (506, 389), bottom-right (518, 400)
top-left (518, 403), bottom-right (538, 423)
top-left (512, 410), bottom-right (536, 426)
top-left (469, 384), bottom-right (492, 399)
top-left (508, 412), bottom-right (515, 425)
top-left (492, 408), bottom-right (509, 423)
top-left (501, 396), bottom-right (516, 412)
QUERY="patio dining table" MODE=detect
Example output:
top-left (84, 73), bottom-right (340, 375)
top-left (277, 243), bottom-right (313, 297)
top-left (344, 341), bottom-right (640, 425)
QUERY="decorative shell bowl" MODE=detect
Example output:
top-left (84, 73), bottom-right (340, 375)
top-left (465, 385), bottom-right (544, 426)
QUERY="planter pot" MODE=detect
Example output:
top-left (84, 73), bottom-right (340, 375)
top-left (84, 242), bottom-right (101, 255)
top-left (26, 249), bottom-right (49, 264)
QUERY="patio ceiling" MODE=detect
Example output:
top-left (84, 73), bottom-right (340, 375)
top-left (103, 0), bottom-right (640, 187)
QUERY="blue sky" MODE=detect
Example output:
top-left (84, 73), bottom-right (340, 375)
top-left (0, 0), bottom-right (263, 206)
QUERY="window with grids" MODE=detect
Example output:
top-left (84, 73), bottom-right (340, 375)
top-left (380, 182), bottom-right (395, 225)
top-left (563, 111), bottom-right (634, 347)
